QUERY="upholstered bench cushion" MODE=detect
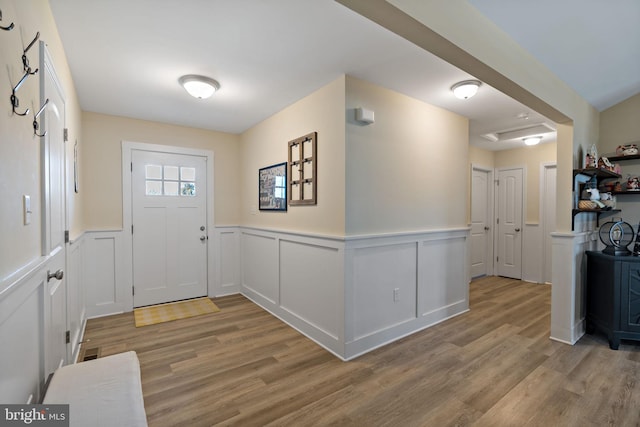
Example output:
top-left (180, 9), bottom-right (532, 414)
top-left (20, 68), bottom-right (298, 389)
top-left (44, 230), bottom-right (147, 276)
top-left (43, 351), bottom-right (147, 427)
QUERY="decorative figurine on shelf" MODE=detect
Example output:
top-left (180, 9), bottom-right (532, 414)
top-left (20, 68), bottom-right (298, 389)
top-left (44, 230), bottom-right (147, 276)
top-left (586, 187), bottom-right (605, 208)
top-left (615, 181), bottom-right (623, 192)
top-left (585, 153), bottom-right (594, 168)
top-left (617, 144), bottom-right (638, 156)
top-left (627, 176), bottom-right (640, 191)
top-left (598, 156), bottom-right (614, 171)
top-left (614, 163), bottom-right (622, 175)
top-left (590, 144), bottom-right (598, 167)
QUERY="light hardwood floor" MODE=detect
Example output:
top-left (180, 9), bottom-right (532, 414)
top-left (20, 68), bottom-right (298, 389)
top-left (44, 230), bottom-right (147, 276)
top-left (81, 276), bottom-right (640, 426)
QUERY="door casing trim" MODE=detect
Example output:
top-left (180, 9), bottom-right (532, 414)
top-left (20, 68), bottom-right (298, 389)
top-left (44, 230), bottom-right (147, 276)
top-left (471, 163), bottom-right (495, 278)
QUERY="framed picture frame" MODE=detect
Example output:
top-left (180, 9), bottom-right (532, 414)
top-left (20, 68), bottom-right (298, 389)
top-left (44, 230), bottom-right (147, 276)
top-left (259, 162), bottom-right (287, 211)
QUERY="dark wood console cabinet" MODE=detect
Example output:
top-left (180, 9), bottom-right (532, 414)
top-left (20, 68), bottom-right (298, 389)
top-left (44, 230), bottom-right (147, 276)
top-left (586, 251), bottom-right (640, 349)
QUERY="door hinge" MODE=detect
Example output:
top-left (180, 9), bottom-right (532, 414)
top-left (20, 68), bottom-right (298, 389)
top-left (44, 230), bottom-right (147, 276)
top-left (497, 256), bottom-right (499, 262)
top-left (497, 218), bottom-right (500, 224)
top-left (131, 224), bottom-right (134, 234)
top-left (64, 230), bottom-right (69, 244)
top-left (132, 286), bottom-right (135, 296)
top-left (63, 128), bottom-right (68, 142)
top-left (131, 162), bottom-right (133, 172)
top-left (65, 330), bottom-right (70, 344)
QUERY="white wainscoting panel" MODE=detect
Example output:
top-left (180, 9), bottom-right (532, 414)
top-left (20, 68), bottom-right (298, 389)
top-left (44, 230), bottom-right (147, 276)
top-left (522, 223), bottom-right (542, 284)
top-left (419, 235), bottom-right (468, 320)
top-left (241, 231), bottom-right (279, 304)
top-left (84, 231), bottom-right (126, 318)
top-left (351, 242), bottom-right (418, 340)
top-left (215, 226), bottom-right (241, 296)
top-left (67, 235), bottom-right (87, 363)
top-left (0, 261), bottom-right (46, 404)
top-left (240, 228), bottom-right (345, 356)
top-left (344, 229), bottom-right (469, 359)
top-left (279, 238), bottom-right (344, 341)
top-left (550, 230), bottom-right (598, 344)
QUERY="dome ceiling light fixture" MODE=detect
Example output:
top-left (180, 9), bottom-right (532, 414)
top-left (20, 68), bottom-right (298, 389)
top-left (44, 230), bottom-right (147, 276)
top-left (451, 79), bottom-right (482, 99)
top-left (523, 136), bottom-right (543, 146)
top-left (179, 74), bottom-right (220, 99)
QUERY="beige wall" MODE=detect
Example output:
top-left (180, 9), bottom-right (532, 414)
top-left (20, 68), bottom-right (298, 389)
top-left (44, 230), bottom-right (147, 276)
top-left (599, 93), bottom-right (640, 223)
top-left (599, 93), bottom-right (640, 153)
top-left (469, 145), bottom-right (495, 169)
top-left (495, 142), bottom-right (557, 223)
top-left (344, 0), bottom-right (599, 232)
top-left (239, 76), bottom-right (346, 236)
top-left (81, 112), bottom-right (241, 229)
top-left (469, 143), bottom-right (557, 224)
top-left (0, 0), bottom-right (82, 279)
top-left (345, 76), bottom-right (468, 235)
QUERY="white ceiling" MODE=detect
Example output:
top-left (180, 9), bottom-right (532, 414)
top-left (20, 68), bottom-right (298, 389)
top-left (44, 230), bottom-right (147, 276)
top-left (48, 0), bottom-right (640, 151)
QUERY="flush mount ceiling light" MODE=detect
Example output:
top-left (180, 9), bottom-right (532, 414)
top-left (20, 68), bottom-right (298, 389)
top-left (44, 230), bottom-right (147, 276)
top-left (451, 80), bottom-right (482, 99)
top-left (179, 75), bottom-right (220, 99)
top-left (523, 136), bottom-right (543, 146)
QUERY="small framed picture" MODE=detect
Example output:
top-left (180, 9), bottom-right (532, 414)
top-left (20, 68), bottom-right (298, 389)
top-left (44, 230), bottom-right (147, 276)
top-left (258, 162), bottom-right (287, 211)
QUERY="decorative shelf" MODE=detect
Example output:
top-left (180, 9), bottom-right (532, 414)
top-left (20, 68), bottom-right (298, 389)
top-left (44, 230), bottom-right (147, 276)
top-left (612, 191), bottom-right (640, 195)
top-left (605, 154), bottom-right (640, 162)
top-left (573, 168), bottom-right (621, 180)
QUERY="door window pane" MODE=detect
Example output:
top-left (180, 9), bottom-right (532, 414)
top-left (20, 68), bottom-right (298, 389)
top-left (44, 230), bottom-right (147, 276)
top-left (164, 165), bottom-right (179, 181)
top-left (145, 165), bottom-right (162, 180)
top-left (181, 182), bottom-right (196, 196)
top-left (144, 163), bottom-right (197, 196)
top-left (181, 167), bottom-right (196, 181)
top-left (146, 180), bottom-right (162, 195)
top-left (164, 181), bottom-right (179, 196)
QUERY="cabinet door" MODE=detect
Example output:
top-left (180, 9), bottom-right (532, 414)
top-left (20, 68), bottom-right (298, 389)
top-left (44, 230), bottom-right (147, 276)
top-left (621, 262), bottom-right (640, 332)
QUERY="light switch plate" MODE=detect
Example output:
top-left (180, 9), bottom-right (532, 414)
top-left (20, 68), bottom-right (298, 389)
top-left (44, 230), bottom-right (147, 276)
top-left (23, 195), bottom-right (31, 225)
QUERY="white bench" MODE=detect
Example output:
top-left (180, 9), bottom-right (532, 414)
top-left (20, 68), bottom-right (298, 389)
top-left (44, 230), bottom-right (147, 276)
top-left (43, 351), bottom-right (147, 427)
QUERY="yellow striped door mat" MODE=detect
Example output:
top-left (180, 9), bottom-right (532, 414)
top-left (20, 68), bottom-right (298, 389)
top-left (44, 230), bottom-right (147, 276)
top-left (134, 297), bottom-right (220, 327)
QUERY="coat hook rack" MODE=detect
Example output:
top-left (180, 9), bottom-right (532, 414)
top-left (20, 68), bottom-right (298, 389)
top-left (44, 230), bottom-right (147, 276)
top-left (22, 32), bottom-right (39, 74)
top-left (10, 71), bottom-right (31, 116)
top-left (33, 98), bottom-right (49, 137)
top-left (1, 9), bottom-right (15, 31)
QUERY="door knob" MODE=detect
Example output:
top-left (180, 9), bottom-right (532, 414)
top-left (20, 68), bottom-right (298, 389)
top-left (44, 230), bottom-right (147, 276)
top-left (484, 226), bottom-right (490, 231)
top-left (515, 228), bottom-right (521, 232)
top-left (47, 269), bottom-right (64, 282)
top-left (200, 236), bottom-right (206, 241)
top-left (200, 226), bottom-right (205, 231)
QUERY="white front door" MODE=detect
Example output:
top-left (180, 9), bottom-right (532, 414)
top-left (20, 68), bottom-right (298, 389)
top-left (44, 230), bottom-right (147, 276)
top-left (131, 149), bottom-right (208, 307)
top-left (496, 168), bottom-right (523, 279)
top-left (471, 167), bottom-right (492, 278)
top-left (40, 43), bottom-right (68, 374)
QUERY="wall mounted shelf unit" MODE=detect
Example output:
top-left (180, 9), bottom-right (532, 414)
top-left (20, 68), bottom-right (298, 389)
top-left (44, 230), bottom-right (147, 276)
top-left (572, 168), bottom-right (621, 230)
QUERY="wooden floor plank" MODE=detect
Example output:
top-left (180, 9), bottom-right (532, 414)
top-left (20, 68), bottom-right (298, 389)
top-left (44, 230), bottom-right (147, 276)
top-left (80, 278), bottom-right (640, 426)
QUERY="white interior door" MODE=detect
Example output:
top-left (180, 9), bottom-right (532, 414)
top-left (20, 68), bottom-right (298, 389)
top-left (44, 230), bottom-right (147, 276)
top-left (496, 168), bottom-right (523, 279)
top-left (131, 149), bottom-right (208, 307)
top-left (40, 43), bottom-right (68, 375)
top-left (543, 165), bottom-right (557, 284)
top-left (471, 167), bottom-right (492, 278)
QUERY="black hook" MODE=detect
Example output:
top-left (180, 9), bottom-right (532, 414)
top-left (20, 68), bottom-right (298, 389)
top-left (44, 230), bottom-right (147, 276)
top-left (10, 71), bottom-right (31, 116)
top-left (22, 32), bottom-right (40, 74)
top-left (33, 98), bottom-right (49, 137)
top-left (1, 9), bottom-right (15, 31)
